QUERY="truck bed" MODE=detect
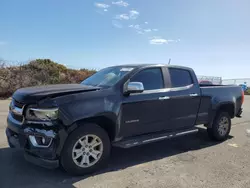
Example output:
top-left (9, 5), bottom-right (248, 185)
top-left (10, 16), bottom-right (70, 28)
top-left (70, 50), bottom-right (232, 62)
top-left (196, 85), bottom-right (243, 125)
top-left (199, 84), bottom-right (234, 87)
top-left (200, 85), bottom-right (242, 96)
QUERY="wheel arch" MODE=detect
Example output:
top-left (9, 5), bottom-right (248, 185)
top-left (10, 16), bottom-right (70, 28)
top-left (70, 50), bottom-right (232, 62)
top-left (67, 113), bottom-right (118, 142)
top-left (217, 102), bottom-right (235, 118)
top-left (207, 102), bottom-right (235, 128)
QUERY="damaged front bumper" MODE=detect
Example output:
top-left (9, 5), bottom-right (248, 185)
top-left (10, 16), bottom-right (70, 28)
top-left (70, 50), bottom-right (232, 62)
top-left (6, 114), bottom-right (67, 169)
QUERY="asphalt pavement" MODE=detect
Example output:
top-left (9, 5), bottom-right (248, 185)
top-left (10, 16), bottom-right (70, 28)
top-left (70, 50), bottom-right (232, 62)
top-left (0, 97), bottom-right (250, 188)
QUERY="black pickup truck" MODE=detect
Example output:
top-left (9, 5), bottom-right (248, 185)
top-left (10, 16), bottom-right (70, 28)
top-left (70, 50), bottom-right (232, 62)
top-left (6, 64), bottom-right (244, 175)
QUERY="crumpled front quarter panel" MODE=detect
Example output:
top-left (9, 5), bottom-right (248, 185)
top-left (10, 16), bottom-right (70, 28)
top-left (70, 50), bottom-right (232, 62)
top-left (54, 89), bottom-right (119, 126)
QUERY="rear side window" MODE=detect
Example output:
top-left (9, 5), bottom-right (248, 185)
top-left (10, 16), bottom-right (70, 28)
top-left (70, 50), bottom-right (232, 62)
top-left (131, 68), bottom-right (164, 90)
top-left (169, 68), bottom-right (193, 88)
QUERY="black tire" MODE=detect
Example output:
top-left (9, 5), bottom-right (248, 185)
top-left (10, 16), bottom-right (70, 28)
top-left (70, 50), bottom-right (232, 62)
top-left (207, 111), bottom-right (231, 141)
top-left (60, 123), bottom-right (111, 175)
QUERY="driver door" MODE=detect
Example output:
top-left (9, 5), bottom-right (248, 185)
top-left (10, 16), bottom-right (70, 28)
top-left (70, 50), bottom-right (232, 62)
top-left (119, 67), bottom-right (171, 137)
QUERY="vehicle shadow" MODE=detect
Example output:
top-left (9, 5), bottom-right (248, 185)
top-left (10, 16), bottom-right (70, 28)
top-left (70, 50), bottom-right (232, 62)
top-left (0, 128), bottom-right (233, 188)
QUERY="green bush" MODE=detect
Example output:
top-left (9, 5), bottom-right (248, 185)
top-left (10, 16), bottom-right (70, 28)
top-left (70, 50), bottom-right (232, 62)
top-left (0, 59), bottom-right (96, 99)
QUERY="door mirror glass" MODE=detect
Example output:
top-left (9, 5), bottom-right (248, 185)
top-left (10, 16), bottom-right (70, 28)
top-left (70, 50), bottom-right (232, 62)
top-left (126, 82), bottom-right (144, 94)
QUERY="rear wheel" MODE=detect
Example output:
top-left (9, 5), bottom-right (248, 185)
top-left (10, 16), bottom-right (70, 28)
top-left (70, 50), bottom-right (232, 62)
top-left (60, 123), bottom-right (111, 175)
top-left (207, 111), bottom-right (231, 141)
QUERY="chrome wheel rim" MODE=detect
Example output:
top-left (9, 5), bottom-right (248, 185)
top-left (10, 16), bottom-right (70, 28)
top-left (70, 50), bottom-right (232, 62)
top-left (72, 134), bottom-right (103, 168)
top-left (218, 116), bottom-right (229, 136)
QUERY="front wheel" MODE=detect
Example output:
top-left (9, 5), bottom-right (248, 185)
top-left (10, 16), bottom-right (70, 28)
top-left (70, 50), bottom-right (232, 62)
top-left (207, 111), bottom-right (231, 141)
top-left (60, 123), bottom-right (111, 175)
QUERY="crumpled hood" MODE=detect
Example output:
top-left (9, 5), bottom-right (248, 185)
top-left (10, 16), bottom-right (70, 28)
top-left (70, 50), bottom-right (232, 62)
top-left (12, 84), bottom-right (101, 104)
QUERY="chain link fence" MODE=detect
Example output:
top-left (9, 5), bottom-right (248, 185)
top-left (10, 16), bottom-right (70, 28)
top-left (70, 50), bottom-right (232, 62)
top-left (197, 75), bottom-right (250, 86)
top-left (197, 75), bottom-right (222, 84)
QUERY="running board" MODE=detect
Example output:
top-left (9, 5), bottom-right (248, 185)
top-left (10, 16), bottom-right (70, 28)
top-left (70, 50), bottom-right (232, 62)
top-left (112, 128), bottom-right (198, 148)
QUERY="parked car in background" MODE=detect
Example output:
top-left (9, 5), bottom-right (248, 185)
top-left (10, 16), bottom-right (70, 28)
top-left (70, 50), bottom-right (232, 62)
top-left (6, 64), bottom-right (244, 175)
top-left (199, 80), bottom-right (213, 85)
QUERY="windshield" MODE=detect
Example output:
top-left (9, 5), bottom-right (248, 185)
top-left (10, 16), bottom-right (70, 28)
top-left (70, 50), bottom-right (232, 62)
top-left (81, 66), bottom-right (134, 87)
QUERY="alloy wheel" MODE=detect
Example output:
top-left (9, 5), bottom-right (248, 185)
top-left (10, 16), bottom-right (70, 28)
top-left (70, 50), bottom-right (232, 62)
top-left (72, 134), bottom-right (103, 168)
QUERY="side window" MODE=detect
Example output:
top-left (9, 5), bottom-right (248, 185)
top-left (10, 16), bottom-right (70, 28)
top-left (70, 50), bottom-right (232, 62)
top-left (169, 68), bottom-right (193, 88)
top-left (131, 68), bottom-right (164, 90)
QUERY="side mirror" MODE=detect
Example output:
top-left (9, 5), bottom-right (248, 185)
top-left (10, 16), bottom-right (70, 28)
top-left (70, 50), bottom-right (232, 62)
top-left (125, 82), bottom-right (144, 94)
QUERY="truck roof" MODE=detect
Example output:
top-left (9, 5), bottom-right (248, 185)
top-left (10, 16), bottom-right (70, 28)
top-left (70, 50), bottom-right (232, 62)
top-left (114, 64), bottom-right (193, 71)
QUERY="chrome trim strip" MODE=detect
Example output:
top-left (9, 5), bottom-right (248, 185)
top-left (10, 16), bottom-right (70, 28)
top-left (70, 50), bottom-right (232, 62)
top-left (10, 99), bottom-right (26, 124)
top-left (169, 84), bottom-right (194, 92)
top-left (159, 96), bottom-right (170, 100)
top-left (142, 129), bottom-right (198, 143)
top-left (143, 135), bottom-right (168, 143)
top-left (29, 108), bottom-right (58, 112)
top-left (126, 142), bottom-right (139, 147)
top-left (189, 93), bottom-right (198, 97)
top-left (11, 106), bottom-right (23, 116)
top-left (176, 129), bottom-right (198, 136)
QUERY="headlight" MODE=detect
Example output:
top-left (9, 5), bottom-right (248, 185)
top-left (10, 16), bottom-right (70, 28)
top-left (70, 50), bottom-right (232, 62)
top-left (25, 108), bottom-right (59, 121)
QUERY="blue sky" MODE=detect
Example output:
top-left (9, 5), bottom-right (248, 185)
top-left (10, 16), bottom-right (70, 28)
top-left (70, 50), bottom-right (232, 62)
top-left (0, 0), bottom-right (250, 79)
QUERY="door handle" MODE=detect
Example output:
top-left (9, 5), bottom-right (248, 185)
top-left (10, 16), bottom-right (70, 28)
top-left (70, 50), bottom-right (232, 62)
top-left (189, 93), bottom-right (198, 97)
top-left (159, 96), bottom-right (170, 100)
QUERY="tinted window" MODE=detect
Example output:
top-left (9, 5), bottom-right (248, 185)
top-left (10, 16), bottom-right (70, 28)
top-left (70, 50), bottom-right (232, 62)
top-left (131, 68), bottom-right (164, 90)
top-left (169, 68), bottom-right (193, 88)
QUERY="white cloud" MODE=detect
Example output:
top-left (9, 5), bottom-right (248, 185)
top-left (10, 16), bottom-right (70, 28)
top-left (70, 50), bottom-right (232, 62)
top-left (167, 39), bottom-right (177, 42)
top-left (145, 22), bottom-right (148, 24)
top-left (129, 24), bottom-right (144, 34)
top-left (129, 10), bottom-right (139, 19)
top-left (95, 3), bottom-right (110, 9)
top-left (152, 29), bottom-right (159, 31)
top-left (115, 14), bottom-right (130, 20)
top-left (136, 30), bottom-right (144, 35)
top-left (95, 9), bottom-right (107, 15)
top-left (149, 37), bottom-right (180, 45)
top-left (116, 10), bottom-right (139, 20)
top-left (150, 38), bottom-right (168, 45)
top-left (128, 24), bottom-right (155, 35)
top-left (133, 24), bottom-right (141, 30)
top-left (112, 20), bottom-right (123, 28)
top-left (112, 0), bottom-right (129, 7)
top-left (144, 29), bottom-right (151, 32)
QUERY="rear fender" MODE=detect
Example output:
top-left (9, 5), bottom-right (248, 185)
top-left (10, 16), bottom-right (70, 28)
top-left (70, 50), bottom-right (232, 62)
top-left (207, 102), bottom-right (235, 128)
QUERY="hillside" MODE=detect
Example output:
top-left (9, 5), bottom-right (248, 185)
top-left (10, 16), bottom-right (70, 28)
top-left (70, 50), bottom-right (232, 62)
top-left (0, 59), bottom-right (96, 98)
